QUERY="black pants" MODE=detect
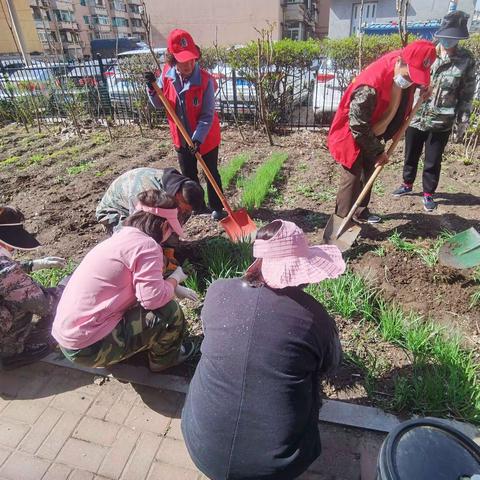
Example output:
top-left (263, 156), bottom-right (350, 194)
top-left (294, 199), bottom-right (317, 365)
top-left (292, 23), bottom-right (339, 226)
top-left (403, 127), bottom-right (451, 195)
top-left (177, 146), bottom-right (223, 211)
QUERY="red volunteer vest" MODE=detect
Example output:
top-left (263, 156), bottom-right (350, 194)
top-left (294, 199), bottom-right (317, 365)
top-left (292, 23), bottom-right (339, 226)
top-left (162, 65), bottom-right (221, 155)
top-left (327, 50), bottom-right (414, 169)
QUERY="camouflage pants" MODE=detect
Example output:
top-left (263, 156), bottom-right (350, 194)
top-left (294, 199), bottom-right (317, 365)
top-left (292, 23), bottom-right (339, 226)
top-left (60, 300), bottom-right (185, 369)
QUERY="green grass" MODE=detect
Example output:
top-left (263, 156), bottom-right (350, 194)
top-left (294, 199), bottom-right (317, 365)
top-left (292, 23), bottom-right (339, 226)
top-left (241, 152), bottom-right (288, 210)
top-left (67, 161), bottom-right (93, 175)
top-left (471, 268), bottom-right (480, 308)
top-left (0, 156), bottom-right (20, 168)
top-left (220, 153), bottom-right (249, 189)
top-left (26, 153), bottom-right (47, 166)
top-left (372, 180), bottom-right (386, 197)
top-left (306, 268), bottom-right (480, 423)
top-left (388, 230), bottom-right (454, 268)
top-left (295, 183), bottom-right (336, 203)
top-left (30, 260), bottom-right (76, 288)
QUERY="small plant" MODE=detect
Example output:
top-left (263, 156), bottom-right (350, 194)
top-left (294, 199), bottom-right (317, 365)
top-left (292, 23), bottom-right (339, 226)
top-left (220, 153), bottom-right (249, 189)
top-left (26, 153), bottom-right (47, 166)
top-left (470, 268), bottom-right (480, 309)
top-left (241, 152), bottom-right (287, 210)
top-left (67, 161), bottom-right (93, 175)
top-left (372, 245), bottom-right (386, 257)
top-left (372, 180), bottom-right (385, 197)
top-left (296, 183), bottom-right (336, 203)
top-left (30, 260), bottom-right (76, 287)
top-left (0, 156), bottom-right (20, 168)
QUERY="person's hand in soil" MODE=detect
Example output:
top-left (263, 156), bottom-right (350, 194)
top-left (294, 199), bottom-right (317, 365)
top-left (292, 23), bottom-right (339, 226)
top-left (375, 152), bottom-right (389, 168)
top-left (175, 285), bottom-right (199, 302)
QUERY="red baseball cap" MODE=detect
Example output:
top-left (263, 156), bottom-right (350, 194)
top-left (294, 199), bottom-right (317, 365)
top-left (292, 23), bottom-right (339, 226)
top-left (167, 29), bottom-right (199, 63)
top-left (402, 40), bottom-right (437, 86)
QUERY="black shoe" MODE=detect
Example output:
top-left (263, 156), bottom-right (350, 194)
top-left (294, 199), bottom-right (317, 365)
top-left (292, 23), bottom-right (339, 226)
top-left (392, 184), bottom-right (413, 197)
top-left (193, 206), bottom-right (212, 216)
top-left (423, 195), bottom-right (437, 212)
top-left (1, 343), bottom-right (50, 370)
top-left (149, 337), bottom-right (202, 373)
top-left (211, 210), bottom-right (227, 221)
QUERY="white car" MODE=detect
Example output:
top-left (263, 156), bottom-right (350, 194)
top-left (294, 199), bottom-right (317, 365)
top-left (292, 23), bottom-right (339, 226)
top-left (312, 59), bottom-right (356, 120)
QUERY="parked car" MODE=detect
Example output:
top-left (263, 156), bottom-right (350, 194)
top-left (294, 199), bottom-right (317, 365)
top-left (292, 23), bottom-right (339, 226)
top-left (312, 58), bottom-right (356, 121)
top-left (0, 65), bottom-right (55, 100)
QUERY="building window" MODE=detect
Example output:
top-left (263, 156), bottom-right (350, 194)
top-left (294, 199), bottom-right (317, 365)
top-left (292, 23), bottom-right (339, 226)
top-left (110, 0), bottom-right (125, 11)
top-left (285, 21), bottom-right (303, 40)
top-left (83, 15), bottom-right (90, 24)
top-left (130, 18), bottom-right (142, 27)
top-left (129, 3), bottom-right (140, 13)
top-left (80, 0), bottom-right (86, 5)
top-left (351, 2), bottom-right (377, 35)
top-left (93, 15), bottom-right (110, 25)
top-left (112, 17), bottom-right (129, 27)
top-left (54, 10), bottom-right (74, 22)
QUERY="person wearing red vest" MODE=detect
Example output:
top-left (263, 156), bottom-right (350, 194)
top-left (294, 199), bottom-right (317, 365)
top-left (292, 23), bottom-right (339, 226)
top-left (328, 40), bottom-right (436, 224)
top-left (145, 29), bottom-right (225, 221)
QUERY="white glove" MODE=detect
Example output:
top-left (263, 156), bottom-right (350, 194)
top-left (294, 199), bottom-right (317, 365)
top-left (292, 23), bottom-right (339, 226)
top-left (175, 285), bottom-right (199, 302)
top-left (168, 266), bottom-right (188, 285)
top-left (31, 257), bottom-right (67, 271)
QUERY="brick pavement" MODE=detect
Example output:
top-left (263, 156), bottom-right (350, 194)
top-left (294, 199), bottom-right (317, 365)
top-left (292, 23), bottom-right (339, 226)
top-left (0, 362), bottom-right (385, 480)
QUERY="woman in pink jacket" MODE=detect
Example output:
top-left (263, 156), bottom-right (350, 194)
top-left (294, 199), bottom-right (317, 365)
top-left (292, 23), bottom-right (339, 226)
top-left (52, 190), bottom-right (198, 372)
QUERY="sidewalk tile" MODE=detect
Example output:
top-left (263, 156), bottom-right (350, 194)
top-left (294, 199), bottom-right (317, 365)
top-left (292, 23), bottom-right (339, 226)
top-left (87, 383), bottom-right (124, 420)
top-left (120, 432), bottom-right (161, 480)
top-left (124, 406), bottom-right (170, 435)
top-left (69, 469), bottom-right (95, 480)
top-left (0, 398), bottom-right (49, 425)
top-left (156, 437), bottom-right (197, 470)
top-left (57, 438), bottom-right (108, 473)
top-left (148, 462), bottom-right (199, 480)
top-left (104, 391), bottom-right (137, 426)
top-left (0, 451), bottom-right (50, 480)
top-left (0, 398), bottom-right (10, 415)
top-left (19, 407), bottom-right (63, 454)
top-left (73, 417), bottom-right (120, 447)
top-left (43, 463), bottom-right (72, 480)
top-left (97, 427), bottom-right (139, 480)
top-left (0, 418), bottom-right (30, 448)
top-left (0, 447), bottom-right (11, 467)
top-left (36, 412), bottom-right (81, 461)
top-left (166, 417), bottom-right (183, 441)
top-left (134, 388), bottom-right (182, 418)
top-left (51, 391), bottom-right (94, 415)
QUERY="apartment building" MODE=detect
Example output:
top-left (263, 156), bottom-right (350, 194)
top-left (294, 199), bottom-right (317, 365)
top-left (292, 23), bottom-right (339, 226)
top-left (3, 0), bottom-right (146, 60)
top-left (143, 0), bottom-right (329, 48)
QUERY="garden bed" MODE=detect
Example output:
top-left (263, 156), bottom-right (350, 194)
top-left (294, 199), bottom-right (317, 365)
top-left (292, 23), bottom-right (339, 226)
top-left (1, 122), bottom-right (479, 422)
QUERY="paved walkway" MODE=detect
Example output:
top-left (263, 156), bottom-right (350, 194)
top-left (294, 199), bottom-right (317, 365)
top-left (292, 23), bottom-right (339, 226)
top-left (0, 362), bottom-right (385, 480)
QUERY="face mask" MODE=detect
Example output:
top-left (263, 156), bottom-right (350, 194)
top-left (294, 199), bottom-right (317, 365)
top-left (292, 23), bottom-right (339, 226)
top-left (438, 38), bottom-right (459, 49)
top-left (394, 74), bottom-right (413, 89)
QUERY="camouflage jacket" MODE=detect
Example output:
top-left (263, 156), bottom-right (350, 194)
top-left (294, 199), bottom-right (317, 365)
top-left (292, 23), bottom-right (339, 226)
top-left (411, 46), bottom-right (476, 132)
top-left (0, 254), bottom-right (61, 355)
top-left (96, 168), bottom-right (166, 228)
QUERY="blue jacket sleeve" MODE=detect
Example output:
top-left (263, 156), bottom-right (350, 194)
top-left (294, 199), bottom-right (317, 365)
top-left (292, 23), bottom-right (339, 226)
top-left (192, 78), bottom-right (215, 144)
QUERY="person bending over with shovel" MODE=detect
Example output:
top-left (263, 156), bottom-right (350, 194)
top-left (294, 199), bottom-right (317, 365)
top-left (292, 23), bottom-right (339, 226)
top-left (0, 206), bottom-right (66, 369)
top-left (145, 28), bottom-right (226, 221)
top-left (392, 11), bottom-right (476, 212)
top-left (328, 40), bottom-right (436, 225)
top-left (52, 190), bottom-right (199, 373)
top-left (181, 220), bottom-right (345, 480)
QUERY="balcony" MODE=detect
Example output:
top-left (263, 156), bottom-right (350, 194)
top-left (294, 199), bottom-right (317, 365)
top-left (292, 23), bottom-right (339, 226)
top-left (57, 20), bottom-right (79, 30)
top-left (131, 25), bottom-right (144, 33)
top-left (50, 0), bottom-right (74, 9)
top-left (113, 25), bottom-right (130, 33)
top-left (129, 11), bottom-right (141, 18)
top-left (93, 23), bottom-right (112, 32)
top-left (90, 5), bottom-right (108, 15)
top-left (282, 2), bottom-right (306, 22)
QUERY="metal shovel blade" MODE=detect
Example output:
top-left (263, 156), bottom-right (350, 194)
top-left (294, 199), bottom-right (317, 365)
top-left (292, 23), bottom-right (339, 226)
top-left (322, 214), bottom-right (361, 252)
top-left (220, 208), bottom-right (257, 243)
top-left (438, 227), bottom-right (480, 269)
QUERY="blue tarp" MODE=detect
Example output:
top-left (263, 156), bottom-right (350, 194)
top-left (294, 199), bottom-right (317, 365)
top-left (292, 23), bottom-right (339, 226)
top-left (362, 21), bottom-right (442, 39)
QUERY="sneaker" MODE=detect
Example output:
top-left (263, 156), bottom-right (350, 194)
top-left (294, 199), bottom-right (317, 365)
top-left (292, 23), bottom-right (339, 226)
top-left (392, 184), bottom-right (413, 197)
top-left (211, 210), bottom-right (227, 221)
top-left (148, 337), bottom-right (202, 373)
top-left (354, 214), bottom-right (382, 224)
top-left (423, 195), bottom-right (437, 212)
top-left (1, 343), bottom-right (50, 370)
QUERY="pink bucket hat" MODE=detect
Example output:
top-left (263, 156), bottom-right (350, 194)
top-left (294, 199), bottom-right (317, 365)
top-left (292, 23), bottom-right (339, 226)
top-left (135, 202), bottom-right (185, 238)
top-left (247, 220), bottom-right (346, 289)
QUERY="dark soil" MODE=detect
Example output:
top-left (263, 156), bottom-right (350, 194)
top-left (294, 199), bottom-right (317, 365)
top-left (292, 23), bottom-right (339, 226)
top-left (1, 122), bottom-right (479, 405)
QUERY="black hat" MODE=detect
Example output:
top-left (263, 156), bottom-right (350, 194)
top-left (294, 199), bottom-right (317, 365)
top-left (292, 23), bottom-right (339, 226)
top-left (435, 10), bottom-right (470, 39)
top-left (0, 207), bottom-right (40, 250)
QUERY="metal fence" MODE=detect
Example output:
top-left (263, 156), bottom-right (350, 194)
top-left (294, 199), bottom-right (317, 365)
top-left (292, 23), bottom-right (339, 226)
top-left (0, 55), bottom-right (358, 130)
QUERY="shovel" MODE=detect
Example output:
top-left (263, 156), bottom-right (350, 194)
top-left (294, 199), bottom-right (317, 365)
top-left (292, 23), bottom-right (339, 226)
top-left (323, 97), bottom-right (424, 252)
top-left (438, 227), bottom-right (480, 269)
top-left (150, 82), bottom-right (257, 242)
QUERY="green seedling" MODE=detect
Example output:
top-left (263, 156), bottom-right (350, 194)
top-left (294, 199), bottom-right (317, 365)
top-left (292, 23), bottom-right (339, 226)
top-left (241, 152), bottom-right (287, 210)
top-left (372, 246), bottom-right (386, 257)
top-left (372, 180), bottom-right (385, 197)
top-left (67, 161), bottom-right (93, 175)
top-left (30, 260), bottom-right (76, 288)
top-left (295, 184), bottom-right (336, 203)
top-left (219, 153), bottom-right (249, 189)
top-left (0, 156), bottom-right (20, 168)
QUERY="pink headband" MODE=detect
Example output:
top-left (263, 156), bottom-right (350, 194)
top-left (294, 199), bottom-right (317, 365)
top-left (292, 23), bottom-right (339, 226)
top-left (135, 203), bottom-right (185, 238)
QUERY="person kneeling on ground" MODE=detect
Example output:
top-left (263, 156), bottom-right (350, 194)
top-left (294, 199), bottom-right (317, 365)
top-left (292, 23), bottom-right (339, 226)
top-left (96, 167), bottom-right (205, 233)
top-left (0, 206), bottom-right (66, 369)
top-left (181, 220), bottom-right (346, 480)
top-left (52, 190), bottom-right (199, 372)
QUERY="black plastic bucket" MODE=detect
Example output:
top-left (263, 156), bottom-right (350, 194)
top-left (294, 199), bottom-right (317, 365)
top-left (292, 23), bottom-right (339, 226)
top-left (377, 418), bottom-right (480, 480)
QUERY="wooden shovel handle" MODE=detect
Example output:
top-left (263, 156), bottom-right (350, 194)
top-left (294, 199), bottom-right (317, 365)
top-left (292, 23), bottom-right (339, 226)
top-left (150, 81), bottom-right (234, 217)
top-left (335, 96), bottom-right (424, 239)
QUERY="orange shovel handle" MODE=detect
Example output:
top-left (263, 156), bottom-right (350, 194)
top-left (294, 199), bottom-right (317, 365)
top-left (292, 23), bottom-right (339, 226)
top-left (150, 81), bottom-right (235, 217)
